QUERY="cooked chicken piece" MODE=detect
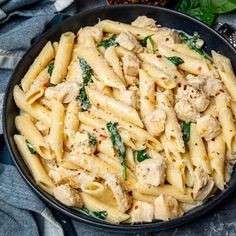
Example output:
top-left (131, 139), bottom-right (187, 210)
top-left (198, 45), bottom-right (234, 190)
top-left (186, 74), bottom-right (205, 89)
top-left (192, 167), bottom-right (214, 201)
top-left (77, 26), bottom-right (103, 43)
top-left (45, 81), bottom-right (80, 103)
top-left (71, 132), bottom-right (96, 155)
top-left (175, 100), bottom-right (201, 122)
top-left (196, 115), bottom-right (221, 141)
top-left (176, 85), bottom-right (209, 112)
top-left (116, 32), bottom-right (142, 53)
top-left (154, 195), bottom-right (183, 221)
top-left (105, 173), bottom-right (132, 212)
top-left (35, 121), bottom-right (49, 136)
top-left (131, 16), bottom-right (157, 30)
top-left (144, 109), bottom-right (166, 137)
top-left (49, 166), bottom-right (96, 189)
top-left (54, 184), bottom-right (83, 207)
top-left (66, 58), bottom-right (83, 83)
top-left (136, 158), bottom-right (166, 186)
top-left (113, 88), bottom-right (138, 108)
top-left (203, 78), bottom-right (223, 97)
top-left (122, 53), bottom-right (140, 77)
top-left (129, 200), bottom-right (154, 223)
top-left (151, 28), bottom-right (181, 47)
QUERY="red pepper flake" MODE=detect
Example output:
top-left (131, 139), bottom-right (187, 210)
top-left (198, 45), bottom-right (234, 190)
top-left (43, 82), bottom-right (49, 88)
top-left (100, 135), bottom-right (107, 140)
top-left (98, 140), bottom-right (101, 144)
top-left (211, 138), bottom-right (215, 141)
top-left (197, 66), bottom-right (202, 71)
top-left (157, 55), bottom-right (162, 58)
top-left (134, 205), bottom-right (139, 210)
top-left (94, 150), bottom-right (99, 156)
top-left (220, 89), bottom-right (224, 93)
top-left (177, 83), bottom-right (181, 87)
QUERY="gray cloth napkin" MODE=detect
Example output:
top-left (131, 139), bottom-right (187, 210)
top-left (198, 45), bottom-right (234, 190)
top-left (0, 0), bottom-right (75, 235)
top-left (0, 163), bottom-right (64, 236)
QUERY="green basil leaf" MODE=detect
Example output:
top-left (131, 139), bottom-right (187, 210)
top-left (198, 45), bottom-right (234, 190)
top-left (48, 63), bottom-right (54, 76)
top-left (106, 122), bottom-right (127, 180)
top-left (199, 0), bottom-right (236, 13)
top-left (188, 7), bottom-right (216, 26)
top-left (167, 56), bottom-right (184, 66)
top-left (137, 150), bottom-right (149, 162)
top-left (182, 121), bottom-right (191, 150)
top-left (98, 34), bottom-right (119, 49)
top-left (26, 140), bottom-right (37, 154)
top-left (88, 134), bottom-right (97, 146)
top-left (176, 0), bottom-right (199, 12)
top-left (79, 207), bottom-right (107, 220)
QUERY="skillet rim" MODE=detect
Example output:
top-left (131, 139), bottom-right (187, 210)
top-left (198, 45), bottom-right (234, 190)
top-left (3, 4), bottom-right (236, 232)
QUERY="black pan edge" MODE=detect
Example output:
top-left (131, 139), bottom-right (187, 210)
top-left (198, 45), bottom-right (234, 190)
top-left (3, 4), bottom-right (236, 232)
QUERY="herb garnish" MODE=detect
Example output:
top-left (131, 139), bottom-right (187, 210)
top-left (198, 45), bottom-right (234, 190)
top-left (88, 134), bottom-right (97, 146)
top-left (79, 207), bottom-right (107, 220)
top-left (77, 58), bottom-right (93, 111)
top-left (178, 31), bottom-right (211, 60)
top-left (48, 83), bottom-right (56, 87)
top-left (140, 35), bottom-right (157, 53)
top-left (98, 34), bottom-right (119, 49)
top-left (182, 121), bottom-right (191, 150)
top-left (137, 150), bottom-right (149, 162)
top-left (48, 63), bottom-right (54, 76)
top-left (26, 140), bottom-right (37, 154)
top-left (106, 122), bottom-right (127, 180)
top-left (167, 56), bottom-right (184, 66)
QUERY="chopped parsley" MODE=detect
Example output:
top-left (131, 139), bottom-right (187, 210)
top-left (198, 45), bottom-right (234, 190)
top-left (106, 122), bottom-right (127, 180)
top-left (26, 140), bottom-right (37, 154)
top-left (98, 34), bottom-right (119, 49)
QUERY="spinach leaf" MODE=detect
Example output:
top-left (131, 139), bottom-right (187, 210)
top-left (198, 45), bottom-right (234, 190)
top-left (200, 0), bottom-right (236, 14)
top-left (88, 134), bottom-right (97, 146)
top-left (26, 140), bottom-right (37, 154)
top-left (77, 58), bottom-right (93, 111)
top-left (106, 122), bottom-right (127, 180)
top-left (178, 31), bottom-right (211, 60)
top-left (79, 58), bottom-right (93, 85)
top-left (79, 207), bottom-right (107, 220)
top-left (98, 34), bottom-right (119, 49)
top-left (48, 63), bottom-right (54, 76)
top-left (182, 121), bottom-right (191, 150)
top-left (137, 150), bottom-right (149, 162)
top-left (140, 35), bottom-right (157, 53)
top-left (167, 56), bottom-right (184, 66)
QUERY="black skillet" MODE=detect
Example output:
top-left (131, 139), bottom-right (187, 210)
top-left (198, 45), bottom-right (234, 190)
top-left (3, 4), bottom-right (236, 233)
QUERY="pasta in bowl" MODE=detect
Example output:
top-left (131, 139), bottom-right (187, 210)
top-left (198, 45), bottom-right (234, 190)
top-left (10, 12), bottom-right (236, 225)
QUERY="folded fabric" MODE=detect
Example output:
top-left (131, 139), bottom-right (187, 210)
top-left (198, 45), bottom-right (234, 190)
top-left (0, 163), bottom-right (64, 236)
